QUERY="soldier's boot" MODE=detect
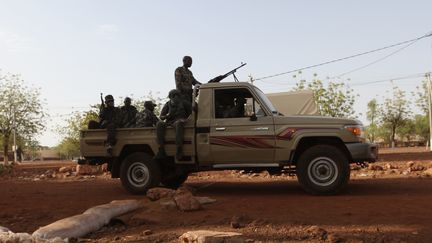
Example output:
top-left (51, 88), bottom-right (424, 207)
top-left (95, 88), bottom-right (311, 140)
top-left (155, 147), bottom-right (167, 160)
top-left (175, 146), bottom-right (184, 161)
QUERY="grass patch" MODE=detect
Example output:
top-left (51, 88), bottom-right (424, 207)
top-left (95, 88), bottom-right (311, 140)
top-left (0, 163), bottom-right (13, 176)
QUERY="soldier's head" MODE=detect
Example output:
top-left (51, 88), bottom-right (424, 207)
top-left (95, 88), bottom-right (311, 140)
top-left (168, 89), bottom-right (181, 100)
top-left (124, 97), bottom-right (132, 107)
top-left (105, 95), bottom-right (114, 107)
top-left (235, 97), bottom-right (247, 106)
top-left (183, 56), bottom-right (192, 68)
top-left (144, 101), bottom-right (157, 111)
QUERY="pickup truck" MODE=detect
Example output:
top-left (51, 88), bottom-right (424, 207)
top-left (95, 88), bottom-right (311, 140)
top-left (79, 82), bottom-right (377, 195)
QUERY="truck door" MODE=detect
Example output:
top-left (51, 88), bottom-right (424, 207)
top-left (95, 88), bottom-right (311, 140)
top-left (209, 87), bottom-right (276, 166)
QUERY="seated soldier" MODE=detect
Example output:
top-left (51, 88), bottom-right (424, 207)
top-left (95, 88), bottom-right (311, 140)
top-left (135, 100), bottom-right (160, 127)
top-left (223, 97), bottom-right (246, 118)
top-left (99, 95), bottom-right (122, 155)
top-left (156, 89), bottom-right (192, 160)
top-left (120, 97), bottom-right (137, 128)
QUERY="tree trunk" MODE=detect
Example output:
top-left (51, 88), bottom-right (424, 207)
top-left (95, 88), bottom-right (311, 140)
top-left (391, 126), bottom-right (396, 148)
top-left (3, 135), bottom-right (9, 165)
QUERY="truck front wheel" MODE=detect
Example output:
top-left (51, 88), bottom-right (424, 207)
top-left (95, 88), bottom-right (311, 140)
top-left (120, 152), bottom-right (161, 194)
top-left (296, 145), bottom-right (350, 195)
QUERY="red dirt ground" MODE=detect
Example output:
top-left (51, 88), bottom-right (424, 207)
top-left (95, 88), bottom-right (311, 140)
top-left (0, 147), bottom-right (431, 242)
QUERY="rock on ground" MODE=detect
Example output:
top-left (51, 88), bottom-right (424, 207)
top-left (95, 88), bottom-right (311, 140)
top-left (174, 193), bottom-right (202, 211)
top-left (146, 188), bottom-right (176, 201)
top-left (0, 232), bottom-right (66, 243)
top-left (423, 168), bottom-right (432, 176)
top-left (0, 226), bottom-right (10, 233)
top-left (76, 164), bottom-right (104, 175)
top-left (179, 230), bottom-right (245, 243)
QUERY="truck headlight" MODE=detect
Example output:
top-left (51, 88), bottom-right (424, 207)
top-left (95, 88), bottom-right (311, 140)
top-left (344, 125), bottom-right (364, 138)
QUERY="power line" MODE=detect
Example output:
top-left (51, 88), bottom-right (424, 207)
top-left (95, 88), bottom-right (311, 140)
top-left (332, 39), bottom-right (420, 79)
top-left (254, 31), bottom-right (432, 81)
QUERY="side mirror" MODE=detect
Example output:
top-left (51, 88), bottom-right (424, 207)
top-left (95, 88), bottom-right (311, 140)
top-left (249, 113), bottom-right (257, 121)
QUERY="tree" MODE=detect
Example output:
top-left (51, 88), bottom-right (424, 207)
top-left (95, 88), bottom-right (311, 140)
top-left (414, 79), bottom-right (429, 115)
top-left (293, 75), bottom-right (357, 118)
top-left (379, 86), bottom-right (410, 148)
top-left (0, 73), bottom-right (46, 164)
top-left (397, 118), bottom-right (415, 144)
top-left (365, 99), bottom-right (378, 142)
top-left (56, 108), bottom-right (98, 159)
top-left (414, 114), bottom-right (429, 142)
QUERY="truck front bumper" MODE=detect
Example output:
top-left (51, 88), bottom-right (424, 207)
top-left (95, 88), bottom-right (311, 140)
top-left (345, 142), bottom-right (378, 163)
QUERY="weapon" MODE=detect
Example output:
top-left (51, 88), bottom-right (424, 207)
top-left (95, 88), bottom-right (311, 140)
top-left (100, 93), bottom-right (105, 110)
top-left (208, 63), bottom-right (247, 83)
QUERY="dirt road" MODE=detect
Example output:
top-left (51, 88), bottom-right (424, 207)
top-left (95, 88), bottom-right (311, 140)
top-left (0, 148), bottom-right (431, 242)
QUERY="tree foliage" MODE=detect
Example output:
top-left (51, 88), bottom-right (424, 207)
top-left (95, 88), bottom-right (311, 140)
top-left (365, 99), bottom-right (378, 142)
top-left (379, 86), bottom-right (410, 147)
top-left (0, 72), bottom-right (47, 164)
top-left (293, 76), bottom-right (357, 118)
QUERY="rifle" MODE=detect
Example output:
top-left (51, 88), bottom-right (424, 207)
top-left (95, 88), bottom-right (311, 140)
top-left (208, 63), bottom-right (247, 83)
top-left (100, 93), bottom-right (105, 110)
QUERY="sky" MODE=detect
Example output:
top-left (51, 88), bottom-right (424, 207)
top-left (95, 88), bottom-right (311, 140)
top-left (0, 1), bottom-right (431, 146)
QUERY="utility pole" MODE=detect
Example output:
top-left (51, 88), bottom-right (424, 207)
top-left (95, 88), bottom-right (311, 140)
top-left (13, 110), bottom-right (17, 163)
top-left (427, 72), bottom-right (432, 151)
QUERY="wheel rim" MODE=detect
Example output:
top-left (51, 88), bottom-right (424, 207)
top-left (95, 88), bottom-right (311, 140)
top-left (127, 161), bottom-right (150, 188)
top-left (307, 157), bottom-right (338, 187)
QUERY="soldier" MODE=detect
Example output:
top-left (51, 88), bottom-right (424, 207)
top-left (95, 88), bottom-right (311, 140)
top-left (224, 97), bottom-right (246, 118)
top-left (135, 100), bottom-right (160, 127)
top-left (156, 89), bottom-right (192, 160)
top-left (99, 95), bottom-right (122, 155)
top-left (175, 56), bottom-right (202, 102)
top-left (120, 97), bottom-right (138, 128)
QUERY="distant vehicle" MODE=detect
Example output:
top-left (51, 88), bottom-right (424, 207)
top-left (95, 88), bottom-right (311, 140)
top-left (79, 82), bottom-right (377, 195)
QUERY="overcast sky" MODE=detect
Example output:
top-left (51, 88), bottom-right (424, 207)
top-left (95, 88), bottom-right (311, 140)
top-left (1, 1), bottom-right (431, 146)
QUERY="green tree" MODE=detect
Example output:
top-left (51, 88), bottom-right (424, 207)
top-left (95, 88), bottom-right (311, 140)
top-left (56, 108), bottom-right (98, 159)
top-left (414, 79), bottom-right (429, 115)
top-left (397, 118), bottom-right (415, 144)
top-left (0, 73), bottom-right (47, 164)
top-left (365, 99), bottom-right (378, 142)
top-left (293, 76), bottom-right (357, 118)
top-left (379, 86), bottom-right (410, 148)
top-left (414, 114), bottom-right (429, 142)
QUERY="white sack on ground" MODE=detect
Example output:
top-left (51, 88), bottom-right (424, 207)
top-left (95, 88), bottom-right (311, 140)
top-left (33, 200), bottom-right (142, 240)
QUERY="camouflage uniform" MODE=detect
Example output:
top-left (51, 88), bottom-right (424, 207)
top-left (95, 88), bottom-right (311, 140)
top-left (175, 56), bottom-right (201, 102)
top-left (99, 95), bottom-right (122, 155)
top-left (136, 101), bottom-right (160, 127)
top-left (120, 97), bottom-right (137, 128)
top-left (156, 90), bottom-right (192, 160)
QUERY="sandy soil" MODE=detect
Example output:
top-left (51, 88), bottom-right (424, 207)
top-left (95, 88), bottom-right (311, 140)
top-left (0, 147), bottom-right (431, 242)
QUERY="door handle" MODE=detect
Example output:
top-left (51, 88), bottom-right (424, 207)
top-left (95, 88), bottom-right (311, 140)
top-left (215, 127), bottom-right (226, 131)
top-left (253, 127), bottom-right (269, 131)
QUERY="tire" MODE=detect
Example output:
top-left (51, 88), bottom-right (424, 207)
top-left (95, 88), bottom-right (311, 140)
top-left (120, 152), bottom-right (161, 194)
top-left (296, 145), bottom-right (350, 195)
top-left (161, 173), bottom-right (189, 189)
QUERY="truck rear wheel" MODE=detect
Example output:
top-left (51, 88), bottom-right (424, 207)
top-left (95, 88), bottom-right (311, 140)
top-left (296, 145), bottom-right (350, 195)
top-left (120, 152), bottom-right (161, 194)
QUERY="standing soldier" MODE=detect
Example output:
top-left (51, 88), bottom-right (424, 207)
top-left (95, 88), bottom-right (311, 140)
top-left (99, 95), bottom-right (122, 155)
top-left (156, 89), bottom-right (192, 160)
top-left (135, 101), bottom-right (160, 127)
top-left (175, 56), bottom-right (202, 102)
top-left (120, 97), bottom-right (138, 128)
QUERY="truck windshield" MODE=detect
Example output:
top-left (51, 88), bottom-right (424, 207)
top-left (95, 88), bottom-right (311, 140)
top-left (254, 87), bottom-right (278, 115)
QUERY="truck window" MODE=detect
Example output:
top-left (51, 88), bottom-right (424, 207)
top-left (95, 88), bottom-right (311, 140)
top-left (214, 88), bottom-right (266, 119)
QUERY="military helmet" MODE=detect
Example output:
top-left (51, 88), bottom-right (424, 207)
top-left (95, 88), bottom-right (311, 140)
top-left (105, 95), bottom-right (114, 101)
top-left (144, 100), bottom-right (157, 108)
top-left (168, 89), bottom-right (180, 98)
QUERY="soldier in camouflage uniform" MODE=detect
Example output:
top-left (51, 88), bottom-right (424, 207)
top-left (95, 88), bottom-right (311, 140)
top-left (99, 95), bottom-right (122, 155)
top-left (156, 89), bottom-right (192, 160)
top-left (175, 56), bottom-right (202, 102)
top-left (135, 100), bottom-right (160, 127)
top-left (120, 97), bottom-right (138, 128)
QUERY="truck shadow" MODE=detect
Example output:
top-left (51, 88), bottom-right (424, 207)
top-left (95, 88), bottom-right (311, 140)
top-left (187, 177), bottom-right (432, 197)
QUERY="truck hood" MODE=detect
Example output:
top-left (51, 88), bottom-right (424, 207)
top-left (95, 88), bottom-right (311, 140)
top-left (273, 115), bottom-right (362, 126)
